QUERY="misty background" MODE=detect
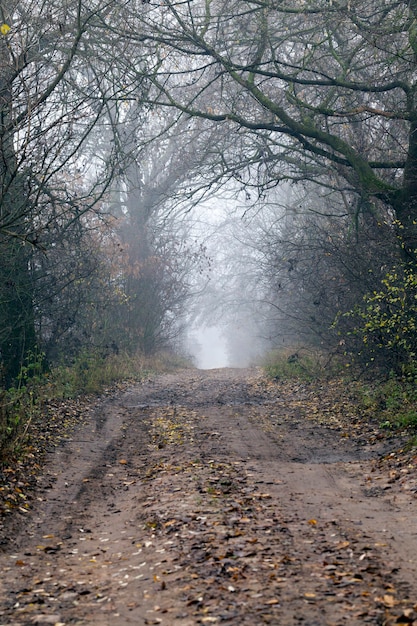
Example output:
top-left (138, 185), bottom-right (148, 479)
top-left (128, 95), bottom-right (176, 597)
top-left (1, 0), bottom-right (415, 387)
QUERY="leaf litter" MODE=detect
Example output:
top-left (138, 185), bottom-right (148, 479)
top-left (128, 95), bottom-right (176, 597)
top-left (0, 369), bottom-right (416, 625)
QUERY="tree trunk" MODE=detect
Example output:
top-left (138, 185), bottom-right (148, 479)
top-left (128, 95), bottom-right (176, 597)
top-left (0, 239), bottom-right (36, 386)
top-left (392, 117), bottom-right (417, 265)
top-left (0, 19), bottom-right (36, 386)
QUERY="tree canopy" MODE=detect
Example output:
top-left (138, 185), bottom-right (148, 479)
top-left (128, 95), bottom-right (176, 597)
top-left (2, 0), bottom-right (417, 382)
top-left (121, 0), bottom-right (417, 259)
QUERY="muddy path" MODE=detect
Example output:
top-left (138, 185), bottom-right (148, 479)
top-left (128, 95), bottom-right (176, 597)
top-left (1, 368), bottom-right (417, 625)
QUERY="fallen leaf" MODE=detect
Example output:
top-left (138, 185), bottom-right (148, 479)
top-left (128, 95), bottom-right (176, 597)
top-left (382, 594), bottom-right (396, 607)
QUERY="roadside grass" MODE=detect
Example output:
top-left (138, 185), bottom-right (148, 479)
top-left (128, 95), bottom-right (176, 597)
top-left (0, 349), bottom-right (193, 465)
top-left (354, 366), bottom-right (417, 437)
top-left (262, 347), bottom-right (417, 449)
top-left (0, 349), bottom-right (194, 517)
top-left (262, 347), bottom-right (343, 381)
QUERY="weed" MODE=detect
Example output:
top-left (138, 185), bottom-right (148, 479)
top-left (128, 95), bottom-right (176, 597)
top-left (262, 347), bottom-right (332, 381)
top-left (403, 435), bottom-right (417, 451)
top-left (395, 411), bottom-right (417, 429)
top-left (0, 349), bottom-right (188, 463)
top-left (356, 372), bottom-right (417, 434)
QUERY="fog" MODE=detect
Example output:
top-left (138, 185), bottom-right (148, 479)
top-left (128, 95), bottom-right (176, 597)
top-left (188, 325), bottom-right (229, 369)
top-left (183, 192), bottom-right (275, 370)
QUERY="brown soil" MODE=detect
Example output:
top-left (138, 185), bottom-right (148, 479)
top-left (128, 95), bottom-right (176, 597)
top-left (1, 367), bottom-right (417, 625)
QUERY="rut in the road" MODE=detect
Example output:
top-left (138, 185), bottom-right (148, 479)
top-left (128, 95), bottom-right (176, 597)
top-left (0, 368), bottom-right (416, 626)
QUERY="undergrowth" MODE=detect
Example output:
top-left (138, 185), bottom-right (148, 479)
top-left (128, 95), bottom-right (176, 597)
top-left (358, 369), bottom-right (417, 435)
top-left (262, 347), bottom-right (341, 381)
top-left (0, 349), bottom-right (192, 464)
top-left (263, 348), bottom-right (417, 448)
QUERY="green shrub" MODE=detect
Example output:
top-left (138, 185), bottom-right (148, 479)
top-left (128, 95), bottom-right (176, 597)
top-left (355, 371), bottom-right (417, 433)
top-left (395, 411), bottom-right (417, 428)
top-left (343, 266), bottom-right (417, 373)
top-left (380, 411), bottom-right (417, 430)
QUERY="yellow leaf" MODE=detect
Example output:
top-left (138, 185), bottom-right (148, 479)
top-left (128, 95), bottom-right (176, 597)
top-left (0, 23), bottom-right (10, 35)
top-left (383, 594), bottom-right (396, 607)
top-left (307, 519), bottom-right (317, 526)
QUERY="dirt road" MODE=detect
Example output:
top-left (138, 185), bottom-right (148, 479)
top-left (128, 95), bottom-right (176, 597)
top-left (1, 368), bottom-right (417, 625)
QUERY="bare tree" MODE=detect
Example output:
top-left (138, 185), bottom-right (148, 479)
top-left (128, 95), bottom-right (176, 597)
top-left (99, 101), bottom-right (220, 354)
top-left (0, 0), bottom-right (129, 383)
top-left (250, 185), bottom-right (397, 349)
top-left (119, 0), bottom-right (417, 262)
